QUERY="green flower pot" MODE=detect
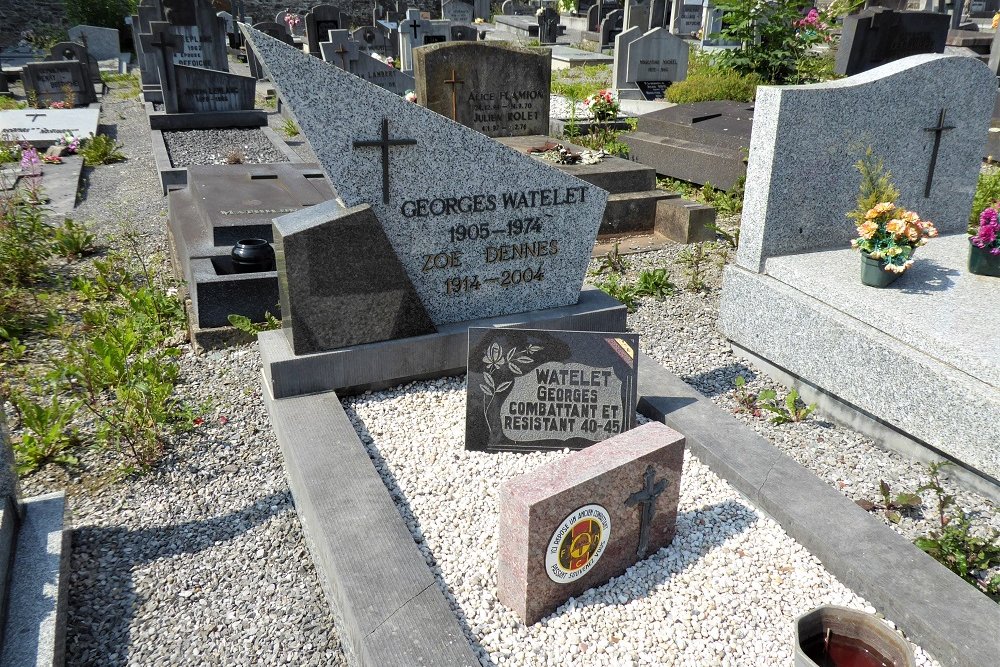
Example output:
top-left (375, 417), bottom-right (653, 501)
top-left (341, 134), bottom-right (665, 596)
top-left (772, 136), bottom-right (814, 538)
top-left (968, 240), bottom-right (1000, 277)
top-left (860, 252), bottom-right (901, 288)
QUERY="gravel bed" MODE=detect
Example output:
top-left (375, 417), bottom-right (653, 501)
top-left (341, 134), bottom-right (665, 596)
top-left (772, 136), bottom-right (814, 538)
top-left (586, 240), bottom-right (1000, 549)
top-left (163, 128), bottom-right (289, 167)
top-left (265, 111), bottom-right (318, 163)
top-left (343, 379), bottom-right (940, 666)
top-left (19, 80), bottom-right (346, 666)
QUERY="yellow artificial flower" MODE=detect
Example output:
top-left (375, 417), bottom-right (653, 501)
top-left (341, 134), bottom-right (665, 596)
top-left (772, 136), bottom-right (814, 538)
top-left (993, 12), bottom-right (999, 29)
top-left (886, 219), bottom-right (906, 234)
top-left (858, 221), bottom-right (878, 239)
top-left (885, 246), bottom-right (902, 257)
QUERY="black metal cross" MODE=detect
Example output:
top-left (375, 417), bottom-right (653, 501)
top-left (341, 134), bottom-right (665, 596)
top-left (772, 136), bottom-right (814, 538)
top-left (624, 464), bottom-right (668, 558)
top-left (352, 118), bottom-right (417, 204)
top-left (25, 113), bottom-right (46, 122)
top-left (334, 43), bottom-right (349, 70)
top-left (408, 18), bottom-right (421, 39)
top-left (923, 108), bottom-right (954, 198)
top-left (443, 68), bottom-right (464, 121)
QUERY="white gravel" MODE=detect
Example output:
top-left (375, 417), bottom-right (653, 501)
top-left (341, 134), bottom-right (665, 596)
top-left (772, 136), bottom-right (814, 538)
top-left (344, 378), bottom-right (941, 667)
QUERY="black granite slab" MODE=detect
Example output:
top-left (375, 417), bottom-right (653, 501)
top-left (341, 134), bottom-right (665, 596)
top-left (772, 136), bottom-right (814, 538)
top-left (466, 327), bottom-right (639, 452)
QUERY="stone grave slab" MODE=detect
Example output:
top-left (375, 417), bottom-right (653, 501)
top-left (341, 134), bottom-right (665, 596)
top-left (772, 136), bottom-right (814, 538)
top-left (622, 100), bottom-right (753, 189)
top-left (0, 108), bottom-right (99, 147)
top-left (466, 327), bottom-right (639, 452)
top-left (498, 421), bottom-right (684, 624)
top-left (549, 45), bottom-right (614, 70)
top-left (163, 0), bottom-right (229, 71)
top-left (737, 54), bottom-right (992, 271)
top-left (175, 65), bottom-right (255, 113)
top-left (242, 25), bottom-right (608, 326)
top-left (68, 25), bottom-right (122, 62)
top-left (835, 8), bottom-right (949, 75)
top-left (414, 42), bottom-right (550, 137)
top-left (21, 61), bottom-right (97, 107)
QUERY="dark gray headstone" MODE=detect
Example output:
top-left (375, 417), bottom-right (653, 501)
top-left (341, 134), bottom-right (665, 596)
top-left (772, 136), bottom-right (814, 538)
top-left (352, 25), bottom-right (389, 54)
top-left (538, 7), bottom-right (561, 45)
top-left (601, 9), bottom-right (624, 46)
top-left (414, 42), bottom-right (550, 136)
top-left (502, 0), bottom-right (533, 15)
top-left (649, 0), bottom-right (667, 30)
top-left (442, 0), bottom-right (475, 23)
top-left (624, 0), bottom-right (651, 31)
top-left (175, 65), bottom-right (256, 112)
top-left (450, 24), bottom-right (478, 41)
top-left (276, 10), bottom-right (305, 37)
top-left (586, 3), bottom-right (621, 31)
top-left (669, 0), bottom-right (702, 36)
top-left (22, 61), bottom-right (97, 107)
top-left (306, 3), bottom-right (350, 57)
top-left (834, 9), bottom-right (949, 76)
top-left (273, 201), bottom-right (436, 354)
top-left (623, 27), bottom-right (689, 100)
top-left (465, 327), bottom-right (639, 452)
top-left (162, 0), bottom-right (229, 71)
top-left (46, 41), bottom-right (100, 83)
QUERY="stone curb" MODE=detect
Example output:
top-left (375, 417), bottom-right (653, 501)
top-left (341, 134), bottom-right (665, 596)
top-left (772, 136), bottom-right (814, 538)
top-left (637, 353), bottom-right (1000, 667)
top-left (262, 383), bottom-right (479, 667)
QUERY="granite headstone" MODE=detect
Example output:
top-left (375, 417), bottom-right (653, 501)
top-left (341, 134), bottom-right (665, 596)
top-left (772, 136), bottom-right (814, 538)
top-left (624, 27), bottom-right (689, 100)
top-left (162, 0), bottom-right (229, 71)
top-left (538, 7), bottom-right (561, 44)
top-left (624, 0), bottom-right (651, 31)
top-left (67, 25), bottom-right (121, 61)
top-left (834, 8), bottom-right (949, 76)
top-left (601, 9), bottom-right (625, 46)
top-left (738, 54), bottom-right (994, 272)
top-left (242, 25), bottom-right (608, 332)
top-left (466, 327), bottom-right (639, 452)
top-left (175, 65), bottom-right (256, 112)
top-left (305, 3), bottom-right (350, 57)
top-left (414, 42), bottom-right (550, 136)
top-left (498, 421), bottom-right (685, 624)
top-left (22, 61), bottom-right (96, 107)
top-left (442, 0), bottom-right (476, 23)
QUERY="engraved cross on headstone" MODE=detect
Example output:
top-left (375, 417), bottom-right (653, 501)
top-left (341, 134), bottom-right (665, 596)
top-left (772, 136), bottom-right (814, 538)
top-left (26, 113), bottom-right (47, 122)
top-left (334, 43), bottom-right (349, 70)
top-left (624, 464), bottom-right (668, 558)
top-left (141, 22), bottom-right (183, 113)
top-left (352, 117), bottom-right (417, 204)
top-left (923, 108), bottom-right (954, 198)
top-left (443, 68), bottom-right (464, 121)
top-left (408, 18), bottom-right (422, 39)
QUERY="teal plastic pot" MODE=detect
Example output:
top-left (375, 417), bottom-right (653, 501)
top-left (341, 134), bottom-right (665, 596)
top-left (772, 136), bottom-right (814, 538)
top-left (968, 240), bottom-right (1000, 277)
top-left (860, 253), bottom-right (901, 288)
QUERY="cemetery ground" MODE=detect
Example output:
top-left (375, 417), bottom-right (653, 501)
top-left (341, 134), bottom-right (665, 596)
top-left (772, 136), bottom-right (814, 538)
top-left (2, 74), bottom-right (999, 666)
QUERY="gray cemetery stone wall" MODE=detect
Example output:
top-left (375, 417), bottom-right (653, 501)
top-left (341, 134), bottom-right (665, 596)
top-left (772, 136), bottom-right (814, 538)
top-left (22, 61), bottom-right (96, 106)
top-left (306, 3), bottom-right (350, 57)
top-left (537, 7), bottom-right (561, 45)
top-left (442, 0), bottom-right (475, 23)
top-left (738, 54), bottom-right (994, 272)
top-left (67, 25), bottom-right (121, 61)
top-left (242, 25), bottom-right (608, 328)
top-left (163, 0), bottom-right (230, 71)
top-left (465, 327), bottom-right (639, 452)
top-left (46, 41), bottom-right (100, 83)
top-left (414, 42), bottom-right (550, 136)
top-left (835, 9), bottom-right (949, 76)
top-left (625, 27), bottom-right (688, 100)
top-left (175, 65), bottom-right (256, 112)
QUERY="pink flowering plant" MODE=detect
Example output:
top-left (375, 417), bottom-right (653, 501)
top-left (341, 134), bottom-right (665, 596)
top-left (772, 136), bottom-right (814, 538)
top-left (852, 202), bottom-right (938, 273)
top-left (583, 89), bottom-right (619, 123)
top-left (971, 206), bottom-right (1000, 256)
top-left (283, 11), bottom-right (301, 32)
top-left (19, 146), bottom-right (40, 175)
top-left (57, 133), bottom-right (80, 154)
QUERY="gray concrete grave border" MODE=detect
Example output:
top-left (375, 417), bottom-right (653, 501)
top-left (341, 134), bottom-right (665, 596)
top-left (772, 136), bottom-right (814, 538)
top-left (262, 342), bottom-right (1000, 666)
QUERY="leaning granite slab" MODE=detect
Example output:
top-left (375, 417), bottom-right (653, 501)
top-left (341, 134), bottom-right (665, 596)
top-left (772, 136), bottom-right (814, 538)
top-left (721, 233), bottom-right (1000, 492)
top-left (0, 492), bottom-right (70, 667)
top-left (261, 347), bottom-right (1000, 667)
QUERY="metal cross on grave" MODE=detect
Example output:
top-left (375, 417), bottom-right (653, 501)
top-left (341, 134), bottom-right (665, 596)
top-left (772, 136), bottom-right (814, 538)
top-left (624, 464), bottom-right (668, 558)
top-left (408, 18), bottom-right (422, 39)
top-left (443, 68), bottom-right (464, 121)
top-left (352, 117), bottom-right (418, 204)
top-left (923, 108), bottom-right (955, 198)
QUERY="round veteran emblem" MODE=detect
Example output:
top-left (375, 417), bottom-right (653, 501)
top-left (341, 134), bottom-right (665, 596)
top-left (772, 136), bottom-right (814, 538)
top-left (545, 504), bottom-right (611, 584)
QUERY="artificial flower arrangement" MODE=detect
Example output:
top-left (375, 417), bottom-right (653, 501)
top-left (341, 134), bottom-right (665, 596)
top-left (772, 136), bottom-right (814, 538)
top-left (582, 89), bottom-right (619, 123)
top-left (404, 90), bottom-right (417, 103)
top-left (851, 202), bottom-right (937, 274)
top-left (283, 12), bottom-right (301, 32)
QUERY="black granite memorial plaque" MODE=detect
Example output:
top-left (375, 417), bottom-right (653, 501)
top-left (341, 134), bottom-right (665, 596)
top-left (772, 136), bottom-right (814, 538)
top-left (466, 327), bottom-right (639, 452)
top-left (834, 8), bottom-right (949, 76)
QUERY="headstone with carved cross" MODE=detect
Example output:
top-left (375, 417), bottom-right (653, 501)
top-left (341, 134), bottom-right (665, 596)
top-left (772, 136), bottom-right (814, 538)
top-left (398, 7), bottom-right (432, 72)
top-left (240, 24), bottom-right (608, 353)
top-left (498, 421), bottom-right (685, 625)
top-left (413, 42), bottom-right (551, 137)
top-left (319, 29), bottom-right (360, 71)
top-left (0, 108), bottom-right (100, 147)
top-left (140, 21), bottom-right (185, 112)
top-left (735, 54), bottom-right (993, 272)
top-left (305, 3), bottom-right (350, 57)
top-left (161, 0), bottom-right (230, 71)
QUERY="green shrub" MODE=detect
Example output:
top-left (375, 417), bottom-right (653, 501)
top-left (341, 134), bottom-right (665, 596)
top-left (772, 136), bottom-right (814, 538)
top-left (52, 218), bottom-right (96, 261)
top-left (80, 134), bottom-right (126, 166)
top-left (969, 170), bottom-right (1000, 233)
top-left (0, 197), bottom-right (53, 288)
top-left (667, 67), bottom-right (763, 104)
top-left (66, 0), bottom-right (137, 33)
top-left (11, 387), bottom-right (81, 475)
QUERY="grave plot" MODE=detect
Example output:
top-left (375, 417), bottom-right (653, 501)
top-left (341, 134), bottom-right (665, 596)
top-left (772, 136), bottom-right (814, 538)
top-left (720, 54), bottom-right (1000, 489)
top-left (246, 24), bottom-right (997, 667)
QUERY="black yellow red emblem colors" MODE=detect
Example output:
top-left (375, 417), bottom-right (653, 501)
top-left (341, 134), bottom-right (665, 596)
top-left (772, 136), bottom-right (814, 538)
top-left (545, 504), bottom-right (611, 584)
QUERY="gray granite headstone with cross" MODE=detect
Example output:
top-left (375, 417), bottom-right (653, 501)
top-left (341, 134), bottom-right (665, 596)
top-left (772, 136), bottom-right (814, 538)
top-left (241, 25), bottom-right (608, 347)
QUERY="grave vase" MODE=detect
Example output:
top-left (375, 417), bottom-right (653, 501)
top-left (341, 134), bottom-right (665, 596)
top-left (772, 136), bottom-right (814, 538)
top-left (794, 605), bottom-right (915, 667)
top-left (231, 238), bottom-right (276, 273)
top-left (859, 252), bottom-right (901, 288)
top-left (967, 239), bottom-right (1000, 277)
